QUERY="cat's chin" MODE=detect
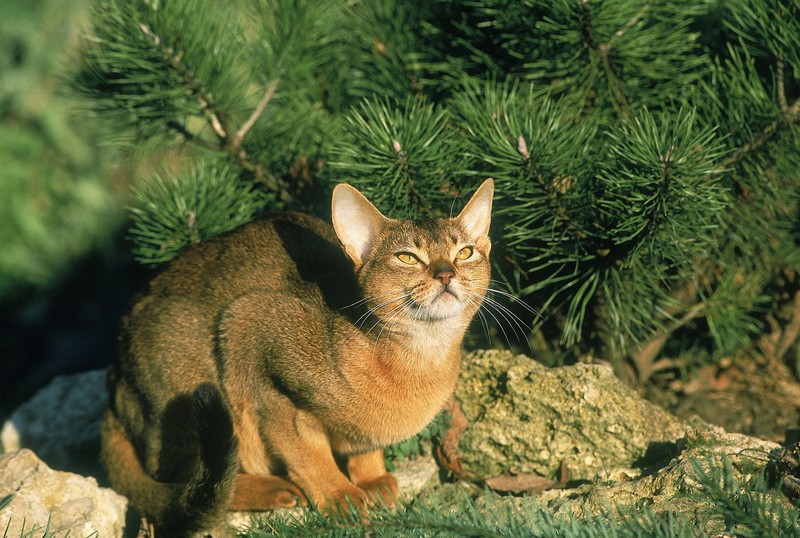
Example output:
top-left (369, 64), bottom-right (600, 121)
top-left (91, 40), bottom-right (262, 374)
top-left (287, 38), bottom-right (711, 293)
top-left (413, 292), bottom-right (468, 321)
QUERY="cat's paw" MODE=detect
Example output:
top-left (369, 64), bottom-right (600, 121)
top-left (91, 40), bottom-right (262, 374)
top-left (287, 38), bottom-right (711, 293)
top-left (318, 484), bottom-right (369, 516)
top-left (357, 472), bottom-right (398, 509)
top-left (230, 474), bottom-right (308, 510)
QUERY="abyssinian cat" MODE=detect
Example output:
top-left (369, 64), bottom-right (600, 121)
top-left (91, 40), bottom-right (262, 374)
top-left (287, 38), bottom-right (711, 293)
top-left (101, 178), bottom-right (494, 536)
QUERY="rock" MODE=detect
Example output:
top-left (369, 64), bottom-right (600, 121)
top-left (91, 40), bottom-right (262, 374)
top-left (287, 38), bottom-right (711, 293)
top-left (1, 370), bottom-right (107, 478)
top-left (0, 449), bottom-right (127, 538)
top-left (393, 453), bottom-right (440, 498)
top-left (531, 426), bottom-right (791, 535)
top-left (455, 350), bottom-right (688, 480)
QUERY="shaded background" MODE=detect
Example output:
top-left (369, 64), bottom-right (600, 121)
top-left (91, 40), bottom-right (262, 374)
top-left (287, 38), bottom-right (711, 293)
top-left (0, 0), bottom-right (147, 420)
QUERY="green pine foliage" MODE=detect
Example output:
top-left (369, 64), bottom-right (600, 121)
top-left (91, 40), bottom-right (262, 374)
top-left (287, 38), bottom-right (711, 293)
top-left (128, 162), bottom-right (268, 265)
top-left (690, 455), bottom-right (800, 537)
top-left (332, 97), bottom-right (468, 219)
top-left (72, 0), bottom-right (800, 381)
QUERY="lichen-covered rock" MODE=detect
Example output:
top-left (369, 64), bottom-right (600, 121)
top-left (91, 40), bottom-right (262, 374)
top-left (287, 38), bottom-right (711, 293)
top-left (537, 426), bottom-right (788, 535)
top-left (1, 370), bottom-right (107, 477)
top-left (0, 449), bottom-right (127, 538)
top-left (455, 350), bottom-right (688, 480)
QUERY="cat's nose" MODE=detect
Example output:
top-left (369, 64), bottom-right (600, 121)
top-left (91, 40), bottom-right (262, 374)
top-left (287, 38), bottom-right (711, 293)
top-left (437, 271), bottom-right (455, 285)
top-left (431, 260), bottom-right (456, 285)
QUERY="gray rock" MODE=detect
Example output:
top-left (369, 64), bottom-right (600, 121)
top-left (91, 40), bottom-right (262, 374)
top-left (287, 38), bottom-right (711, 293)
top-left (455, 349), bottom-right (689, 480)
top-left (0, 449), bottom-right (127, 538)
top-left (510, 426), bottom-right (791, 535)
top-left (1, 370), bottom-right (107, 478)
top-left (539, 426), bottom-right (782, 518)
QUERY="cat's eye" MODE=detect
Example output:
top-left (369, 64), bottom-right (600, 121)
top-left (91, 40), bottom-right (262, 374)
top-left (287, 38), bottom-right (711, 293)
top-left (456, 246), bottom-right (474, 260)
top-left (396, 252), bottom-right (419, 265)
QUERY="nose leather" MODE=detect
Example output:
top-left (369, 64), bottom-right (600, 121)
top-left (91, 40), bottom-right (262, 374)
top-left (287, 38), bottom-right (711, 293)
top-left (430, 259), bottom-right (456, 285)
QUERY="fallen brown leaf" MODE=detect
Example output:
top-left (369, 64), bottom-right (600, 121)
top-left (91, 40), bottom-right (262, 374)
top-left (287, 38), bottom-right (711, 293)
top-left (484, 473), bottom-right (560, 494)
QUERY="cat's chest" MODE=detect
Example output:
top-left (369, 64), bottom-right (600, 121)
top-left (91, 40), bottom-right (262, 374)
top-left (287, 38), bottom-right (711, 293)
top-left (327, 346), bottom-right (461, 448)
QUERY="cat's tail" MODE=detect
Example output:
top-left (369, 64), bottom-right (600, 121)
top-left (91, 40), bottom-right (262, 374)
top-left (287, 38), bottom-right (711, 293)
top-left (100, 384), bottom-right (238, 537)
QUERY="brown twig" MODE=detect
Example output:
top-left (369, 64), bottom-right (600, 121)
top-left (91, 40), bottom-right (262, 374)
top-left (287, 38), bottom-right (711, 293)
top-left (630, 296), bottom-right (707, 384)
top-left (233, 78), bottom-right (280, 148)
top-left (776, 289), bottom-right (800, 362)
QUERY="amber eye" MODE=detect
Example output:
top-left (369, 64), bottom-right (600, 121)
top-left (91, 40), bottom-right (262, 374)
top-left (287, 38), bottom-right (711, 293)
top-left (396, 252), bottom-right (419, 265)
top-left (456, 246), bottom-right (474, 260)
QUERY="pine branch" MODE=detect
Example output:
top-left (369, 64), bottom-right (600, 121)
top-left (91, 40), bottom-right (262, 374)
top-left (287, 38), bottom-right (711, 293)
top-left (720, 95), bottom-right (799, 169)
top-left (165, 121), bottom-right (221, 152)
top-left (630, 296), bottom-right (707, 383)
top-left (607, 2), bottom-right (652, 47)
top-left (578, 1), bottom-right (632, 119)
top-left (137, 22), bottom-right (230, 141)
top-left (136, 20), bottom-right (282, 194)
top-left (720, 42), bottom-right (800, 169)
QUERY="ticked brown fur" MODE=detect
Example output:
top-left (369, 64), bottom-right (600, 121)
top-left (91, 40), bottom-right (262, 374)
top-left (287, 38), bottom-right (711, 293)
top-left (101, 179), bottom-right (494, 536)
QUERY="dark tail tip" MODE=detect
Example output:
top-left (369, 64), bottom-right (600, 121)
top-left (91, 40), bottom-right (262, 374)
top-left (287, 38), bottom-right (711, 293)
top-left (182, 383), bottom-right (238, 528)
top-left (193, 383), bottom-right (235, 481)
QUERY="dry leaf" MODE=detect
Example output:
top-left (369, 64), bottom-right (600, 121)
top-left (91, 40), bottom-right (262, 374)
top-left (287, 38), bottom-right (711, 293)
top-left (484, 473), bottom-right (560, 494)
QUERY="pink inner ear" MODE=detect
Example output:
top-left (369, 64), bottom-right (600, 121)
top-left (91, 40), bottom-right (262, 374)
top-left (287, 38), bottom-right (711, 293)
top-left (458, 179), bottom-right (494, 239)
top-left (331, 184), bottom-right (388, 266)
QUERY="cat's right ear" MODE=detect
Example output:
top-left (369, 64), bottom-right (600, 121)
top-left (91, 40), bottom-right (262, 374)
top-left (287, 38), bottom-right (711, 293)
top-left (332, 184), bottom-right (388, 268)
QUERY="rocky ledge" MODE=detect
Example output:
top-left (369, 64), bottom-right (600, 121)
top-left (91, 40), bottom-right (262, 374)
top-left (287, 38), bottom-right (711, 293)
top-left (1, 350), bottom-right (794, 536)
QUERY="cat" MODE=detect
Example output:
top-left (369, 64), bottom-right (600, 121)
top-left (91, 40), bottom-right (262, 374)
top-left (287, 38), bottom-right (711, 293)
top-left (101, 178), bottom-right (494, 536)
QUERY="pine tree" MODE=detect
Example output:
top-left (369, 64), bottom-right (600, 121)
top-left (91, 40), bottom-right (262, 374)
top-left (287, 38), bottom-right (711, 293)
top-left (72, 0), bottom-right (800, 384)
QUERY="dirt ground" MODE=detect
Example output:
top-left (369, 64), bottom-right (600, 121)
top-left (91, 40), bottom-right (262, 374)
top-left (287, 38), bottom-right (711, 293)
top-left (645, 352), bottom-right (800, 444)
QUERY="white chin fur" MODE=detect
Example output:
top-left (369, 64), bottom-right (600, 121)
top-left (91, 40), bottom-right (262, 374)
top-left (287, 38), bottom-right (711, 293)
top-left (413, 290), bottom-right (467, 321)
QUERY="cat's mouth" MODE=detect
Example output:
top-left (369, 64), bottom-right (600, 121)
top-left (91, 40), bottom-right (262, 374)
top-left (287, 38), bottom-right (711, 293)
top-left (410, 285), bottom-right (466, 321)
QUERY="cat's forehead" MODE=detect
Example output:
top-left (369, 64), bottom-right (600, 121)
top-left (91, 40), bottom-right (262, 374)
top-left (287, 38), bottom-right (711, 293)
top-left (381, 218), bottom-right (465, 250)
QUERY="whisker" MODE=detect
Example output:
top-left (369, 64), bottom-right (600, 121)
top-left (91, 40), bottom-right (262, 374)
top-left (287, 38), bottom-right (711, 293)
top-left (478, 286), bottom-right (541, 317)
top-left (341, 290), bottom-right (410, 311)
top-left (371, 298), bottom-right (414, 356)
top-left (365, 297), bottom-right (412, 337)
top-left (473, 292), bottom-right (526, 341)
top-left (355, 293), bottom-right (412, 329)
top-left (465, 290), bottom-right (516, 348)
top-left (465, 295), bottom-right (491, 345)
top-left (480, 292), bottom-right (533, 331)
top-left (466, 290), bottom-right (533, 350)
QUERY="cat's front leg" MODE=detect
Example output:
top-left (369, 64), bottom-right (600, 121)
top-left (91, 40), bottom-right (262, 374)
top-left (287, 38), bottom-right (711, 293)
top-left (265, 409), bottom-right (368, 514)
top-left (346, 449), bottom-right (398, 508)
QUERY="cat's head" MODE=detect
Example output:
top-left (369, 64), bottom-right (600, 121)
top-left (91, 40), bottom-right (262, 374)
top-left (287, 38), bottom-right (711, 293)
top-left (332, 180), bottom-right (493, 326)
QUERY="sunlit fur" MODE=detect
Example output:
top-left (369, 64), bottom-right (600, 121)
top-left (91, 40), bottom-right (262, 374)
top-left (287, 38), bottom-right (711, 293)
top-left (100, 180), bottom-right (499, 536)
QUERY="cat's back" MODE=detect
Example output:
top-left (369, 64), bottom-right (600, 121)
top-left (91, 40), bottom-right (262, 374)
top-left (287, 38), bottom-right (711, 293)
top-left (133, 212), bottom-right (355, 315)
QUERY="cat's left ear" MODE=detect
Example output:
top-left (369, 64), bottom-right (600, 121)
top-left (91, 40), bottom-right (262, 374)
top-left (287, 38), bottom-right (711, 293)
top-left (332, 184), bottom-right (389, 268)
top-left (457, 178), bottom-right (494, 239)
